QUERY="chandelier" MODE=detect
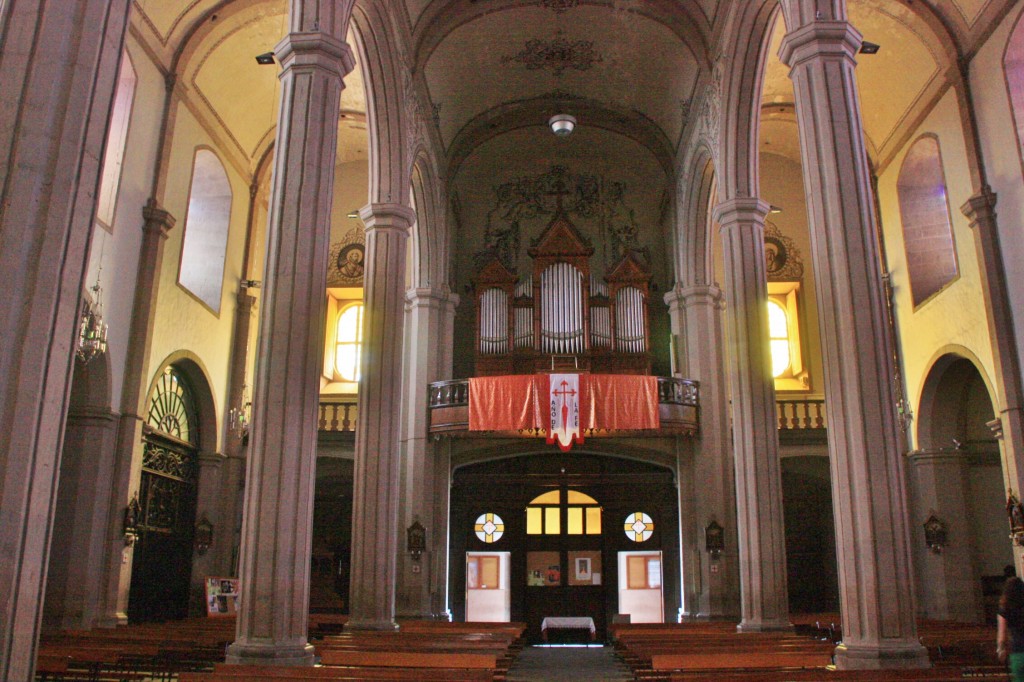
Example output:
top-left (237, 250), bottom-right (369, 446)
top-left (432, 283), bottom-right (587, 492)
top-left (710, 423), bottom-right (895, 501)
top-left (76, 270), bottom-right (108, 365)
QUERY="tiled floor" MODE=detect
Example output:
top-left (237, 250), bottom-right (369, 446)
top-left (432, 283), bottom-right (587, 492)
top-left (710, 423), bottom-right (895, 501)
top-left (506, 646), bottom-right (634, 681)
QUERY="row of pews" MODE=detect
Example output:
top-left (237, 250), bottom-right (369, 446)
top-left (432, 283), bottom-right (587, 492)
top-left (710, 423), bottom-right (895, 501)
top-left (36, 617), bottom-right (525, 682)
top-left (610, 617), bottom-right (1007, 681)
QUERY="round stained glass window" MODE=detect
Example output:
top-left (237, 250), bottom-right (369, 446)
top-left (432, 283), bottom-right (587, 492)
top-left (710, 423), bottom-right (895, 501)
top-left (624, 512), bottom-right (654, 542)
top-left (474, 513), bottom-right (505, 543)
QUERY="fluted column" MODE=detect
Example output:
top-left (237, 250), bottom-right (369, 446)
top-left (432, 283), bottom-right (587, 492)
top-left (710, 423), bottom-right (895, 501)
top-left (226, 31), bottom-right (353, 666)
top-left (0, 2), bottom-right (131, 678)
top-left (397, 287), bottom-right (458, 618)
top-left (348, 203), bottom-right (416, 629)
top-left (779, 16), bottom-right (928, 668)
top-left (712, 198), bottom-right (790, 631)
top-left (667, 284), bottom-right (740, 619)
top-left (962, 190), bottom-right (1024, 572)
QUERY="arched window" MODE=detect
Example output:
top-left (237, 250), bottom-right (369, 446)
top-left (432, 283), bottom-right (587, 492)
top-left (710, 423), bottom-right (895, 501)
top-left (335, 303), bottom-right (364, 382)
top-left (896, 136), bottom-right (958, 307)
top-left (96, 52), bottom-right (137, 231)
top-left (526, 489), bottom-right (601, 536)
top-left (768, 299), bottom-right (791, 378)
top-left (178, 149), bottom-right (232, 313)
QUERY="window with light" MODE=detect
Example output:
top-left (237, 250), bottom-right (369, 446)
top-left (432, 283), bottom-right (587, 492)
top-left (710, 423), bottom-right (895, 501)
top-left (768, 300), bottom-right (791, 378)
top-left (334, 303), bottom-right (364, 382)
top-left (526, 489), bottom-right (602, 535)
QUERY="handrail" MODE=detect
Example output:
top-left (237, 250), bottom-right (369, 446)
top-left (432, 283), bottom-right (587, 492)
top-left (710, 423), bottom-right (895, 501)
top-left (776, 398), bottom-right (826, 430)
top-left (318, 397), bottom-right (358, 433)
top-left (426, 376), bottom-right (700, 410)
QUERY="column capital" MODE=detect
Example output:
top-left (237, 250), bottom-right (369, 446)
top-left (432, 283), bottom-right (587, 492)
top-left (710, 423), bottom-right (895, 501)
top-left (961, 185), bottom-right (998, 228)
top-left (711, 197), bottom-right (770, 228)
top-left (359, 203), bottom-right (416, 233)
top-left (405, 286), bottom-right (460, 309)
top-left (274, 32), bottom-right (355, 80)
top-left (778, 21), bottom-right (862, 70)
top-left (664, 284), bottom-right (725, 310)
top-left (141, 198), bottom-right (175, 238)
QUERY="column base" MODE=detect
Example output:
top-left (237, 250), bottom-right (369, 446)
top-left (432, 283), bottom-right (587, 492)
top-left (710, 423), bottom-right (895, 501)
top-left (833, 642), bottom-right (931, 670)
top-left (345, 619), bottom-right (400, 631)
top-left (737, 618), bottom-right (793, 633)
top-left (225, 641), bottom-right (316, 666)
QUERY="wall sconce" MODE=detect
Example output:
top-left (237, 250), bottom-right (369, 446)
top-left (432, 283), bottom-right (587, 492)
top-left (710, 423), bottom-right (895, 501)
top-left (407, 520), bottom-right (426, 561)
top-left (705, 520), bottom-right (724, 560)
top-left (923, 514), bottom-right (947, 553)
top-left (123, 494), bottom-right (142, 547)
top-left (194, 515), bottom-right (214, 556)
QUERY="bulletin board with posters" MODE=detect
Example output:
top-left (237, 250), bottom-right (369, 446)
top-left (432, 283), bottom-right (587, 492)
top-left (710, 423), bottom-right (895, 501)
top-left (205, 577), bottom-right (240, 617)
top-left (526, 551), bottom-right (561, 587)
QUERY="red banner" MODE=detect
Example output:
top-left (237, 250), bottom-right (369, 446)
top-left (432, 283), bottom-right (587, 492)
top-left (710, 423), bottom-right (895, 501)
top-left (468, 374), bottom-right (660, 447)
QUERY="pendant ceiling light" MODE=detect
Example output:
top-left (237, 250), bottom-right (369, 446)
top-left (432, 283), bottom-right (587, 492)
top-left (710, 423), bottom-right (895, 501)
top-left (548, 114), bottom-right (576, 137)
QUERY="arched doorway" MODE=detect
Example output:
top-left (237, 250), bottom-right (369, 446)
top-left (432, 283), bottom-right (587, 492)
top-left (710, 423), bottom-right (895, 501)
top-left (450, 453), bottom-right (679, 642)
top-left (911, 353), bottom-right (1009, 622)
top-left (128, 366), bottom-right (202, 622)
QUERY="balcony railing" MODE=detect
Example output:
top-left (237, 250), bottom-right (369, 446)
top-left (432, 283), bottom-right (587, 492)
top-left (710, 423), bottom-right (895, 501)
top-left (776, 398), bottom-right (826, 430)
top-left (318, 397), bottom-right (358, 433)
top-left (426, 376), bottom-right (699, 437)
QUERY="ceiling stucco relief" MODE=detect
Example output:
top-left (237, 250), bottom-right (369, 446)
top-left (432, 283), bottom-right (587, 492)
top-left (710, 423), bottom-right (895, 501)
top-left (424, 5), bottom-right (697, 148)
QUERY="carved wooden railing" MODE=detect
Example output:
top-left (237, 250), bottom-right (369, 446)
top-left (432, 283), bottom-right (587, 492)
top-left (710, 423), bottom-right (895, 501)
top-left (427, 376), bottom-right (700, 437)
top-left (318, 397), bottom-right (358, 433)
top-left (776, 398), bottom-right (826, 430)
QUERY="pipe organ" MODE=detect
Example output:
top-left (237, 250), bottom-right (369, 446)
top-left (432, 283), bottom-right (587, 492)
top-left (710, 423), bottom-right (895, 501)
top-left (474, 211), bottom-right (651, 376)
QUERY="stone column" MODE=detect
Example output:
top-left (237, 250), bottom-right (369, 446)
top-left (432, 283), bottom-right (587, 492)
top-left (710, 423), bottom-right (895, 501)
top-left (906, 449), bottom-right (982, 622)
top-left (667, 285), bottom-right (740, 619)
top-left (397, 287), bottom-right (459, 618)
top-left (962, 190), bottom-right (1024, 572)
top-left (348, 203), bottom-right (416, 629)
top-left (711, 199), bottom-right (791, 631)
top-left (779, 17), bottom-right (928, 668)
top-left (44, 406), bottom-right (119, 630)
top-left (0, 2), bottom-right (131, 677)
top-left (100, 201), bottom-right (176, 627)
top-left (226, 31), bottom-right (353, 666)
top-left (430, 296), bottom-right (459, 620)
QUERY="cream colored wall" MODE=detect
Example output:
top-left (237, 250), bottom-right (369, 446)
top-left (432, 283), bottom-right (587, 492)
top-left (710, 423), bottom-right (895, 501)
top-left (876, 89), bottom-right (997, 450)
top-left (147, 99), bottom-right (253, 455)
top-left (971, 4), bottom-right (1024, 377)
top-left (88, 36), bottom-right (166, 409)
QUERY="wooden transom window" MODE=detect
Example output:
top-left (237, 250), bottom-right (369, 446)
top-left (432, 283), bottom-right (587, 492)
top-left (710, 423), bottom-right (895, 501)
top-left (526, 489), bottom-right (602, 535)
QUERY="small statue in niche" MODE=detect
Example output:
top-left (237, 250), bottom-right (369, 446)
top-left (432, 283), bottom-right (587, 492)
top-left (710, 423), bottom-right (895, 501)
top-left (1008, 489), bottom-right (1024, 545)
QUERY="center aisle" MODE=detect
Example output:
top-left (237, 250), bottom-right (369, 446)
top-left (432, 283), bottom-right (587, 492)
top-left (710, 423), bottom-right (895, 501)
top-left (506, 646), bottom-right (634, 682)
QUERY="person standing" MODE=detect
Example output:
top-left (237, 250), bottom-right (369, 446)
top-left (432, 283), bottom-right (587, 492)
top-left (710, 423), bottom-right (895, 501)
top-left (998, 577), bottom-right (1024, 680)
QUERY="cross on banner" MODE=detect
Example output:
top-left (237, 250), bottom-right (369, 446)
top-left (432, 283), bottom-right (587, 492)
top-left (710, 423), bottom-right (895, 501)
top-left (547, 373), bottom-right (582, 451)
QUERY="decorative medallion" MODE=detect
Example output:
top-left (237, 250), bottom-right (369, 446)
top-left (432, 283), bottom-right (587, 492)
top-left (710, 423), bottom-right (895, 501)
top-left (502, 30), bottom-right (603, 77)
top-left (480, 166), bottom-right (646, 272)
top-left (764, 221), bottom-right (804, 281)
top-left (474, 513), bottom-right (505, 543)
top-left (624, 512), bottom-right (654, 542)
top-left (542, 0), bottom-right (579, 12)
top-left (328, 226), bottom-right (366, 287)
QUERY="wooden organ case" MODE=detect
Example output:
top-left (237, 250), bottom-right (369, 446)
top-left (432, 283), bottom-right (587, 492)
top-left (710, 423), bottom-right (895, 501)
top-left (473, 210), bottom-right (652, 376)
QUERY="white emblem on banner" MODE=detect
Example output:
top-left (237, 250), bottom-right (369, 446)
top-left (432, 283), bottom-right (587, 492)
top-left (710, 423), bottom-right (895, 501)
top-left (547, 373), bottom-right (582, 451)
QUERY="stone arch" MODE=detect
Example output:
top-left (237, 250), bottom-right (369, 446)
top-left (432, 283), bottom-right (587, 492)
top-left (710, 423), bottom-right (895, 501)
top-left (409, 150), bottom-right (448, 290)
top-left (676, 147), bottom-right (718, 289)
top-left (916, 348), bottom-right (998, 453)
top-left (716, 0), bottom-right (780, 203)
top-left (146, 351), bottom-right (220, 454)
top-left (351, 1), bottom-right (412, 206)
top-left (1003, 6), bottom-right (1024, 182)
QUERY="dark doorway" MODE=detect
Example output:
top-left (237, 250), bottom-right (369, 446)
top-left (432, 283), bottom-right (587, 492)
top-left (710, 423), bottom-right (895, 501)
top-left (128, 367), bottom-right (200, 622)
top-left (782, 455), bottom-right (839, 614)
